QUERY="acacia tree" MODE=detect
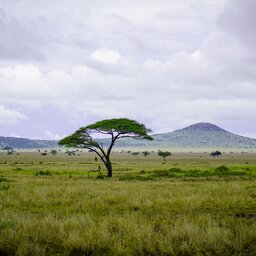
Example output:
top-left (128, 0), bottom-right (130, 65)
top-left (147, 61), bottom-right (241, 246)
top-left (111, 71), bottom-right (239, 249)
top-left (3, 147), bottom-right (14, 155)
top-left (51, 150), bottom-right (58, 155)
top-left (158, 150), bottom-right (171, 164)
top-left (59, 118), bottom-right (153, 177)
top-left (142, 151), bottom-right (150, 157)
top-left (211, 151), bottom-right (222, 158)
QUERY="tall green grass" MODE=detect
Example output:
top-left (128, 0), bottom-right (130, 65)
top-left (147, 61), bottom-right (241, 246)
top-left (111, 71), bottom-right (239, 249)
top-left (0, 152), bottom-right (256, 255)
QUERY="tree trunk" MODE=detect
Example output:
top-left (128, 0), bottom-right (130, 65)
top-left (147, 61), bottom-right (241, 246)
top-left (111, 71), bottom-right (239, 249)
top-left (163, 157), bottom-right (166, 164)
top-left (105, 158), bottom-right (112, 177)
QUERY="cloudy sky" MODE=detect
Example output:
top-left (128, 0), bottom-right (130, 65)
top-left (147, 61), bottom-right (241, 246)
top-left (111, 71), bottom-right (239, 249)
top-left (0, 0), bottom-right (256, 139)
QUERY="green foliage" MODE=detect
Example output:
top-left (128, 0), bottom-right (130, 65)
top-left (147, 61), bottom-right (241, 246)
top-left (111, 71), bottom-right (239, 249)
top-left (35, 170), bottom-right (52, 176)
top-left (0, 184), bottom-right (10, 190)
top-left (0, 176), bottom-right (9, 182)
top-left (119, 174), bottom-right (154, 181)
top-left (158, 150), bottom-right (172, 158)
top-left (13, 167), bottom-right (23, 171)
top-left (131, 152), bottom-right (140, 156)
top-left (59, 118), bottom-right (153, 148)
top-left (158, 150), bottom-right (172, 164)
top-left (51, 150), bottom-right (57, 155)
top-left (142, 151), bottom-right (150, 157)
top-left (120, 166), bottom-right (252, 180)
top-left (215, 165), bottom-right (230, 172)
top-left (85, 118), bottom-right (153, 139)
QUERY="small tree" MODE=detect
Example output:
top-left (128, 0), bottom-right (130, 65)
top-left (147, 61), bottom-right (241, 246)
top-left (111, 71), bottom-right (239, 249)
top-left (142, 151), bottom-right (150, 157)
top-left (211, 151), bottom-right (222, 158)
top-left (51, 150), bottom-right (57, 155)
top-left (158, 150), bottom-right (171, 164)
top-left (3, 147), bottom-right (14, 155)
top-left (66, 150), bottom-right (76, 156)
top-left (59, 118), bottom-right (153, 177)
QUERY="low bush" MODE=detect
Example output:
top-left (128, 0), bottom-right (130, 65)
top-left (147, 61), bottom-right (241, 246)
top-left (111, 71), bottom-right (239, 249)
top-left (0, 184), bottom-right (10, 190)
top-left (119, 166), bottom-right (251, 181)
top-left (0, 176), bottom-right (9, 182)
top-left (34, 170), bottom-right (52, 176)
top-left (13, 167), bottom-right (24, 171)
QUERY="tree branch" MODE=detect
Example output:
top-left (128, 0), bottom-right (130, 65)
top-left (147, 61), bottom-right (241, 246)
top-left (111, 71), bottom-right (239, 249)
top-left (107, 131), bottom-right (120, 156)
top-left (94, 128), bottom-right (112, 135)
top-left (81, 145), bottom-right (107, 165)
top-left (88, 165), bottom-right (104, 176)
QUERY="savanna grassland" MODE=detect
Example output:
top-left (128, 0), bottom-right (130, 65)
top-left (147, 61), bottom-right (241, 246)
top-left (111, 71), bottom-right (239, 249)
top-left (0, 151), bottom-right (256, 255)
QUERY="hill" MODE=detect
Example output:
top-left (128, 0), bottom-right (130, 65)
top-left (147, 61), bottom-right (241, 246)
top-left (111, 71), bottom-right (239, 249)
top-left (152, 122), bottom-right (256, 148)
top-left (112, 122), bottom-right (256, 148)
top-left (0, 136), bottom-right (58, 149)
top-left (1, 122), bottom-right (256, 149)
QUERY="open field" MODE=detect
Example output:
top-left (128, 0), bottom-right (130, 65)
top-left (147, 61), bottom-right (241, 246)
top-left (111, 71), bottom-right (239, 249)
top-left (0, 151), bottom-right (256, 255)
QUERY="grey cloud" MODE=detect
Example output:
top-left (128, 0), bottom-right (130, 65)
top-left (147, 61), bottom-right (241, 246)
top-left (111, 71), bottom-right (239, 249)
top-left (0, 9), bottom-right (45, 60)
top-left (0, 0), bottom-right (224, 64)
top-left (219, 0), bottom-right (256, 40)
top-left (218, 0), bottom-right (256, 58)
top-left (1, 0), bottom-right (256, 138)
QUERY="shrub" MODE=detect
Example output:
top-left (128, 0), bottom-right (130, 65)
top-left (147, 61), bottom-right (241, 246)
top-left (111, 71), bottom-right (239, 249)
top-left (214, 165), bottom-right (230, 172)
top-left (13, 167), bottom-right (23, 171)
top-left (51, 150), bottom-right (57, 155)
top-left (0, 184), bottom-right (10, 190)
top-left (0, 177), bottom-right (9, 182)
top-left (35, 170), bottom-right (52, 176)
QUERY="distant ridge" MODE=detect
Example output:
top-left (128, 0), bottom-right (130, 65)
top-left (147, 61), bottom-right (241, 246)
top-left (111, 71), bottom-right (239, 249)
top-left (113, 122), bottom-right (256, 148)
top-left (1, 122), bottom-right (256, 149)
top-left (179, 122), bottom-right (225, 132)
top-left (0, 136), bottom-right (58, 149)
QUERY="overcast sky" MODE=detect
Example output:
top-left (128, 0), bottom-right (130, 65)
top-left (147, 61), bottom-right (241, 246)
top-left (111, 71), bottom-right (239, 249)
top-left (0, 0), bottom-right (256, 139)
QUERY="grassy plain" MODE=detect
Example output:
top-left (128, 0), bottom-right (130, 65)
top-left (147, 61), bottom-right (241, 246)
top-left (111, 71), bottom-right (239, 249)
top-left (0, 151), bottom-right (256, 255)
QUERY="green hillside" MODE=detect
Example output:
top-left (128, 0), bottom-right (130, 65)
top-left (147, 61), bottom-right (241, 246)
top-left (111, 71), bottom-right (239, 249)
top-left (112, 122), bottom-right (256, 148)
top-left (0, 136), bottom-right (58, 149)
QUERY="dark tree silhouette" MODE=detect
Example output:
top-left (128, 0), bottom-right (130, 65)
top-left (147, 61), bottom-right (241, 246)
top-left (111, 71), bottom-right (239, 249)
top-left (51, 150), bottom-right (57, 155)
top-left (59, 118), bottom-right (153, 177)
top-left (211, 151), bottom-right (222, 158)
top-left (142, 151), bottom-right (150, 157)
top-left (65, 150), bottom-right (76, 156)
top-left (158, 150), bottom-right (172, 164)
top-left (3, 147), bottom-right (14, 155)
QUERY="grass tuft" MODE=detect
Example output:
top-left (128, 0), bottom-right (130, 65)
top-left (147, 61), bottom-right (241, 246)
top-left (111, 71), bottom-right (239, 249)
top-left (34, 170), bottom-right (52, 176)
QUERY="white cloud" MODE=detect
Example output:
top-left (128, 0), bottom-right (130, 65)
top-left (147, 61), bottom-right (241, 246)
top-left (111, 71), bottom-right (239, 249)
top-left (90, 48), bottom-right (123, 64)
top-left (44, 130), bottom-right (64, 140)
top-left (0, 64), bottom-right (50, 100)
top-left (0, 0), bottom-right (255, 138)
top-left (0, 105), bottom-right (26, 125)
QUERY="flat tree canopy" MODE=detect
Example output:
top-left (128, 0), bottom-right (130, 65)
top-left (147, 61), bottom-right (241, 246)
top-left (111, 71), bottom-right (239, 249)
top-left (211, 150), bottom-right (222, 157)
top-left (158, 150), bottom-right (172, 164)
top-left (59, 118), bottom-right (153, 177)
